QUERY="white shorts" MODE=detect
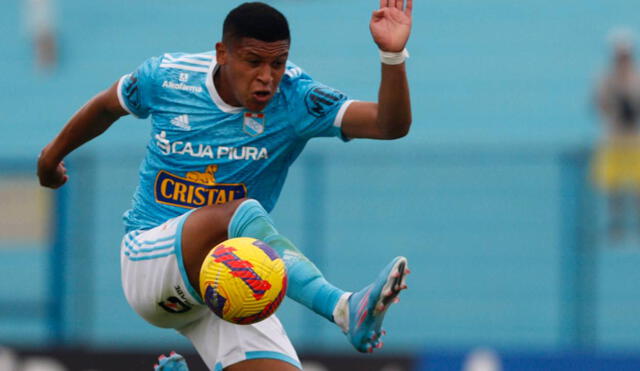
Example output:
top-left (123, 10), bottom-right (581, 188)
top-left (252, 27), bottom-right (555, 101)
top-left (120, 211), bottom-right (300, 370)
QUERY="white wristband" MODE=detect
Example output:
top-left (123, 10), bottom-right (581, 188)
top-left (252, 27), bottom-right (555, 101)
top-left (380, 48), bottom-right (409, 65)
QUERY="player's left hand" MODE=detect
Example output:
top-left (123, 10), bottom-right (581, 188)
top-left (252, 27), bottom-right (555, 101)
top-left (370, 0), bottom-right (412, 52)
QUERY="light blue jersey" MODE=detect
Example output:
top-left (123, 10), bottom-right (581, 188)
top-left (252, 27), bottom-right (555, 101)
top-left (117, 51), bottom-right (352, 232)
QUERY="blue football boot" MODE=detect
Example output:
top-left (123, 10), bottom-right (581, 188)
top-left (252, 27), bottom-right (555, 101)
top-left (154, 351), bottom-right (189, 371)
top-left (346, 256), bottom-right (409, 353)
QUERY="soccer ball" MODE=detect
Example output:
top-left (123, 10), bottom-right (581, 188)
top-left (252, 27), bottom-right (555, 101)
top-left (199, 237), bottom-right (287, 325)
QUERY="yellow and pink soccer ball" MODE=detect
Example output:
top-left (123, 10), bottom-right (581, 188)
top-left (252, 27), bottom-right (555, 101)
top-left (199, 237), bottom-right (287, 325)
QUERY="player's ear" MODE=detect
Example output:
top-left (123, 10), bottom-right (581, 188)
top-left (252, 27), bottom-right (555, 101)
top-left (215, 42), bottom-right (227, 65)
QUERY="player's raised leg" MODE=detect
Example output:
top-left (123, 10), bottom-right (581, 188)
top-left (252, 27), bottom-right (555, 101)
top-left (226, 199), bottom-right (345, 322)
top-left (225, 199), bottom-right (410, 352)
top-left (180, 198), bottom-right (345, 323)
top-left (180, 198), bottom-right (409, 353)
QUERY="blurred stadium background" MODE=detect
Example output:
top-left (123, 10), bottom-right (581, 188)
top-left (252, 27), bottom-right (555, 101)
top-left (2, 0), bottom-right (640, 370)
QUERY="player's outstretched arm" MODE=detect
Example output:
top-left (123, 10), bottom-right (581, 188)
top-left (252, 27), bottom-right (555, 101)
top-left (37, 81), bottom-right (128, 189)
top-left (341, 0), bottom-right (412, 140)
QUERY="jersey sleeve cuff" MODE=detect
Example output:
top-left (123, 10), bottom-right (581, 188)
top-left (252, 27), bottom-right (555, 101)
top-left (117, 74), bottom-right (137, 117)
top-left (334, 99), bottom-right (355, 142)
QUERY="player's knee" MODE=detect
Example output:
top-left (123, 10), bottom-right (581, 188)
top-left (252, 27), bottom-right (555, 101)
top-left (189, 198), bottom-right (266, 237)
top-left (225, 198), bottom-right (269, 224)
top-left (183, 200), bottom-right (246, 248)
top-left (231, 197), bottom-right (264, 212)
top-left (238, 198), bottom-right (267, 212)
top-left (219, 197), bottom-right (251, 213)
top-left (227, 198), bottom-right (273, 238)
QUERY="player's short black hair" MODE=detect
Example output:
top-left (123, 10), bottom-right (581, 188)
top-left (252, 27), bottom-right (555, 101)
top-left (223, 2), bottom-right (290, 45)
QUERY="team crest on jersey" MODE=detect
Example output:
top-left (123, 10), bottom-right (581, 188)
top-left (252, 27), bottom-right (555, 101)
top-left (243, 113), bottom-right (265, 137)
top-left (155, 165), bottom-right (247, 209)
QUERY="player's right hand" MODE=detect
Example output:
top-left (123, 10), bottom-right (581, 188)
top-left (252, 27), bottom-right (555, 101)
top-left (370, 0), bottom-right (412, 53)
top-left (37, 155), bottom-right (69, 189)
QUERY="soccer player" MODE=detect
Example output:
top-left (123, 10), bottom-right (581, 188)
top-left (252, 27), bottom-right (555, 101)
top-left (37, 1), bottom-right (413, 370)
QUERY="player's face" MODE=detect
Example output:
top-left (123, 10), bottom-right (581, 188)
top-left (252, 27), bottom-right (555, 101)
top-left (216, 38), bottom-right (290, 112)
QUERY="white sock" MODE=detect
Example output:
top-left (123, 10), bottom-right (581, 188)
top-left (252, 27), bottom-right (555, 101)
top-left (332, 292), bottom-right (352, 333)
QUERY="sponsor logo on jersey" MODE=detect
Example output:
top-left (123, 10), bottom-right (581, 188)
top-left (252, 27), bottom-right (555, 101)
top-left (155, 131), bottom-right (268, 160)
top-left (162, 80), bottom-right (203, 93)
top-left (171, 114), bottom-right (191, 130)
top-left (305, 86), bottom-right (345, 117)
top-left (158, 296), bottom-right (191, 313)
top-left (154, 165), bottom-right (247, 209)
top-left (243, 112), bottom-right (265, 136)
top-left (217, 146), bottom-right (268, 160)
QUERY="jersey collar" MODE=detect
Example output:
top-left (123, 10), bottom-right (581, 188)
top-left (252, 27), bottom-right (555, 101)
top-left (206, 60), bottom-right (244, 114)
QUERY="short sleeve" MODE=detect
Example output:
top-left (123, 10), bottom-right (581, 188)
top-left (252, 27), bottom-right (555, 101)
top-left (117, 56), bottom-right (162, 119)
top-left (283, 64), bottom-right (353, 141)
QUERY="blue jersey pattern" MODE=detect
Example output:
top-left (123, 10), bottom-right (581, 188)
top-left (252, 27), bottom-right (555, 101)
top-left (117, 51), bottom-right (351, 232)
